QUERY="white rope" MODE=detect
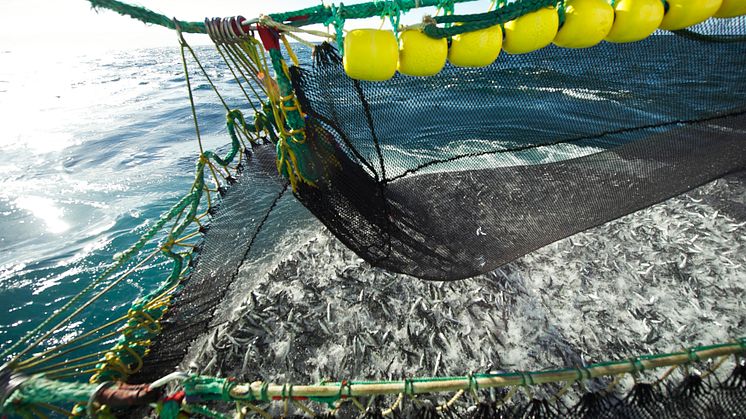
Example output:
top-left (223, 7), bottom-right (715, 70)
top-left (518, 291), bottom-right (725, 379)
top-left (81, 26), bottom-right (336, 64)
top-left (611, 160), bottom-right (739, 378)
top-left (150, 371), bottom-right (190, 388)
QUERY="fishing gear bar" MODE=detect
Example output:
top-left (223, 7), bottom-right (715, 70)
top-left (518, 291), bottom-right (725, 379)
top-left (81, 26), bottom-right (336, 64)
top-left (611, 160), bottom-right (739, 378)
top-left (2, 339), bottom-right (745, 414)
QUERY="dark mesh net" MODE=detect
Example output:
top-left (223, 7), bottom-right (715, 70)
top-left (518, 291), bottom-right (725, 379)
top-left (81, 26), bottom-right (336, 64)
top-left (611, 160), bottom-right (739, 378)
top-left (127, 16), bottom-right (746, 418)
top-left (128, 144), bottom-right (287, 384)
top-left (290, 21), bottom-right (746, 281)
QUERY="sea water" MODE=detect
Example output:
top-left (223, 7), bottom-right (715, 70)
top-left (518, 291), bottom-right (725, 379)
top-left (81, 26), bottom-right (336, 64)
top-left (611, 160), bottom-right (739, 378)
top-left (0, 45), bottom-right (316, 355)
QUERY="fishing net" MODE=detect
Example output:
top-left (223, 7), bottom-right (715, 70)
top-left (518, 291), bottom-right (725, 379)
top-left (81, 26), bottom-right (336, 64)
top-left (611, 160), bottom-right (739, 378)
top-left (126, 12), bottom-right (746, 412)
top-left (127, 145), bottom-right (289, 384)
top-left (289, 21), bottom-right (746, 281)
top-left (2, 1), bottom-right (746, 418)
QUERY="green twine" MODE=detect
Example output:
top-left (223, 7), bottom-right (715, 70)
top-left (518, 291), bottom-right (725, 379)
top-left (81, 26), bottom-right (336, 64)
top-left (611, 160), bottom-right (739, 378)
top-left (254, 106), bottom-right (280, 143)
top-left (379, 0), bottom-right (411, 40)
top-left (437, 0), bottom-right (456, 29)
top-left (325, 4), bottom-right (347, 55)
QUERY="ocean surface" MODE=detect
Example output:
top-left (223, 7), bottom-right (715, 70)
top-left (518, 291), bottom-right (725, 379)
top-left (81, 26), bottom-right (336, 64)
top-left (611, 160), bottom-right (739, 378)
top-left (0, 32), bottom-right (744, 370)
top-left (0, 45), bottom-right (317, 355)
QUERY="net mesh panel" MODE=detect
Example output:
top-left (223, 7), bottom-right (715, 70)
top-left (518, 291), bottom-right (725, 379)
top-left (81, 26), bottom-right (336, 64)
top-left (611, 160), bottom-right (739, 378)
top-left (124, 17), bottom-right (746, 417)
top-left (128, 144), bottom-right (287, 384)
top-left (290, 20), bottom-right (746, 281)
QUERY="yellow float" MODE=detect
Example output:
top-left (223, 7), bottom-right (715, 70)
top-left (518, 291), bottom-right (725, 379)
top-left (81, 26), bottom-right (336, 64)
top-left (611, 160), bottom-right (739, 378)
top-left (398, 30), bottom-right (448, 77)
top-left (605, 0), bottom-right (665, 43)
top-left (553, 0), bottom-right (615, 48)
top-left (343, 29), bottom-right (399, 81)
top-left (502, 7), bottom-right (559, 54)
top-left (448, 24), bottom-right (503, 68)
top-left (714, 0), bottom-right (746, 17)
top-left (659, 0), bottom-right (723, 30)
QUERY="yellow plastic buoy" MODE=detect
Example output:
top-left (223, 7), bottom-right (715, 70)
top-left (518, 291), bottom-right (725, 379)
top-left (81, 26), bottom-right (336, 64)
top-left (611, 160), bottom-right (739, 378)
top-left (659, 0), bottom-right (723, 30)
top-left (448, 24), bottom-right (503, 68)
top-left (343, 29), bottom-right (399, 81)
top-left (605, 0), bottom-right (665, 43)
top-left (503, 7), bottom-right (559, 54)
top-left (398, 30), bottom-right (448, 77)
top-left (714, 0), bottom-right (746, 17)
top-left (553, 0), bottom-right (614, 48)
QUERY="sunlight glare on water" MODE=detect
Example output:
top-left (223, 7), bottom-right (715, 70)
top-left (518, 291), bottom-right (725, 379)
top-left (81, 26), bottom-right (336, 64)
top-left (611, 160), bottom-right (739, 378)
top-left (14, 196), bottom-right (70, 234)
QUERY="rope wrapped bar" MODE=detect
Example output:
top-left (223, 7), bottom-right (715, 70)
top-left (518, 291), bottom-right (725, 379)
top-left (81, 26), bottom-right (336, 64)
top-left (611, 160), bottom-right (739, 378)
top-left (1, 338), bottom-right (744, 411)
top-left (227, 338), bottom-right (746, 400)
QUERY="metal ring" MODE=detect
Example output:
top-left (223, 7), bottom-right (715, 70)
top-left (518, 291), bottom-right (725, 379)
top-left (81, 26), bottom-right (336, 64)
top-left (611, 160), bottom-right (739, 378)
top-left (221, 18), bottom-right (235, 43)
top-left (213, 18), bottom-right (226, 43)
top-left (204, 18), bottom-right (216, 43)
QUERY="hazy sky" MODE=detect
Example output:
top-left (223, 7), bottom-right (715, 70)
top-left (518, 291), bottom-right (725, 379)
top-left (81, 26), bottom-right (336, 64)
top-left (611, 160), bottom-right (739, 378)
top-left (0, 0), bottom-right (491, 53)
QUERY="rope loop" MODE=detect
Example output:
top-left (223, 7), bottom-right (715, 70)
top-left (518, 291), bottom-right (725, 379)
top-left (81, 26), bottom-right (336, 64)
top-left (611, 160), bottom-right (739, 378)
top-left (629, 357), bottom-right (646, 375)
top-left (520, 371), bottom-right (535, 386)
top-left (467, 371), bottom-right (480, 400)
top-left (282, 382), bottom-right (292, 416)
top-left (574, 365), bottom-right (593, 381)
top-left (687, 347), bottom-right (701, 363)
top-left (205, 18), bottom-right (218, 43)
top-left (403, 377), bottom-right (415, 396)
top-left (220, 18), bottom-right (238, 43)
top-left (223, 377), bottom-right (237, 401)
top-left (378, 0), bottom-right (409, 38)
top-left (260, 381), bottom-right (269, 401)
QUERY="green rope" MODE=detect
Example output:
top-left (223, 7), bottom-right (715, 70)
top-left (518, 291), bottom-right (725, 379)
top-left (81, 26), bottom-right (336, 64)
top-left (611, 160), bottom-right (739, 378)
top-left (269, 0), bottom-right (482, 27)
top-left (1, 375), bottom-right (99, 414)
top-left (88, 32), bottom-right (255, 384)
top-left (423, 0), bottom-right (559, 38)
top-left (87, 0), bottom-right (205, 33)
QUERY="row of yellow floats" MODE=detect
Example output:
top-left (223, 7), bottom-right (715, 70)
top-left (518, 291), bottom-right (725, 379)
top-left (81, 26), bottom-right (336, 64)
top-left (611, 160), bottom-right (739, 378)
top-left (344, 0), bottom-right (746, 80)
